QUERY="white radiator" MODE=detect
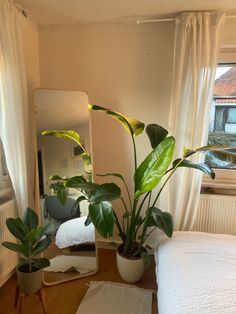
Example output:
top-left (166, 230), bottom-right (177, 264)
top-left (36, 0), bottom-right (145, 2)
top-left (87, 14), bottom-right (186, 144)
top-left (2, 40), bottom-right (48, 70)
top-left (193, 194), bottom-right (236, 235)
top-left (0, 198), bottom-right (18, 286)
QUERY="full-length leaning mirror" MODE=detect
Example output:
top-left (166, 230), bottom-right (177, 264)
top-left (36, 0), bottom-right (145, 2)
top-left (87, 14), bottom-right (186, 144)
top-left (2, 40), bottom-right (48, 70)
top-left (34, 89), bottom-right (97, 286)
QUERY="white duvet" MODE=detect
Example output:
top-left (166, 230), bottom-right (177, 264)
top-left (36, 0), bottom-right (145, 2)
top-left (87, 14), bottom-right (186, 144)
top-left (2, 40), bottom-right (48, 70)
top-left (155, 231), bottom-right (236, 314)
top-left (55, 216), bottom-right (95, 249)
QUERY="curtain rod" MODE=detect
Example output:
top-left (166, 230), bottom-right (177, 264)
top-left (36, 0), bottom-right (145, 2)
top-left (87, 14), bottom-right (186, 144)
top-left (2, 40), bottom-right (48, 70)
top-left (136, 15), bottom-right (236, 24)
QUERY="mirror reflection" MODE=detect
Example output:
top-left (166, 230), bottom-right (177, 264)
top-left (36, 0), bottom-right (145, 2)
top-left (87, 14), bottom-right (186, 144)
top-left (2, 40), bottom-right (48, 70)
top-left (34, 89), bottom-right (97, 285)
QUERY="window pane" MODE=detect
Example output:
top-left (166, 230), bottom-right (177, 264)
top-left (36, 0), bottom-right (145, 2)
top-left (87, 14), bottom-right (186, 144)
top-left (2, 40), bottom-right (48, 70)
top-left (206, 65), bottom-right (236, 169)
top-left (227, 108), bottom-right (236, 123)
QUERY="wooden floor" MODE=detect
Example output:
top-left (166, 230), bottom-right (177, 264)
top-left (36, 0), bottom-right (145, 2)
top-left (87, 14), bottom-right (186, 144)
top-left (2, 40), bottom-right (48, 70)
top-left (0, 248), bottom-right (158, 314)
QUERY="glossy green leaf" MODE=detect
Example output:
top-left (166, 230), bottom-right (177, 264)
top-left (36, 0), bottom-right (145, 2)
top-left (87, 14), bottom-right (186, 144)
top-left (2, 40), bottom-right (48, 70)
top-left (33, 257), bottom-right (50, 270)
top-left (89, 183), bottom-right (121, 203)
top-left (57, 185), bottom-right (69, 205)
top-left (89, 201), bottom-right (114, 238)
top-left (184, 145), bottom-right (236, 158)
top-left (146, 124), bottom-right (168, 149)
top-left (65, 176), bottom-right (87, 188)
top-left (14, 218), bottom-right (29, 236)
top-left (5, 218), bottom-right (26, 241)
top-left (32, 237), bottom-right (51, 256)
top-left (2, 242), bottom-right (29, 257)
top-left (88, 104), bottom-right (144, 136)
top-left (42, 130), bottom-right (82, 147)
top-left (65, 177), bottom-right (99, 196)
top-left (42, 130), bottom-right (92, 166)
top-left (23, 208), bottom-right (38, 230)
top-left (135, 137), bottom-right (175, 198)
top-left (24, 227), bottom-right (43, 243)
top-left (173, 159), bottom-right (215, 179)
top-left (145, 207), bottom-right (173, 237)
top-left (49, 175), bottom-right (64, 181)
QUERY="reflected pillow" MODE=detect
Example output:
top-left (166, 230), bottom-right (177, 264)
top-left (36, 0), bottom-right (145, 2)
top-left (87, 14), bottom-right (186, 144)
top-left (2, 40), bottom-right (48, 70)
top-left (55, 216), bottom-right (95, 249)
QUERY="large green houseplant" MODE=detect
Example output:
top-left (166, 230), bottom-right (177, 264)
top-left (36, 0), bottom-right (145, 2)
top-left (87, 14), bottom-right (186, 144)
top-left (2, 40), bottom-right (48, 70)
top-left (42, 105), bottom-right (235, 282)
top-left (2, 207), bottom-right (51, 294)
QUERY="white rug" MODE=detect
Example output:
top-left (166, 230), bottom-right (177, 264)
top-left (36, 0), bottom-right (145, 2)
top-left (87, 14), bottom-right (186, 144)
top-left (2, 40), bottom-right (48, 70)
top-left (44, 255), bottom-right (96, 274)
top-left (76, 281), bottom-right (153, 314)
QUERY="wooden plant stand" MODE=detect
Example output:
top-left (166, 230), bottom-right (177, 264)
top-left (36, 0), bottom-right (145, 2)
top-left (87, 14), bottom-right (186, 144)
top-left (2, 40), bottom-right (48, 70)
top-left (15, 285), bottom-right (47, 314)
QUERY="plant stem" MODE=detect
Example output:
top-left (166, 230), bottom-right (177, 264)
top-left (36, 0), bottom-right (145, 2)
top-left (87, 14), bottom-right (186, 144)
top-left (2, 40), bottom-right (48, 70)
top-left (121, 197), bottom-right (130, 233)
top-left (124, 198), bottom-right (138, 253)
top-left (148, 191), bottom-right (152, 208)
top-left (113, 210), bottom-right (125, 242)
top-left (121, 197), bottom-right (129, 215)
top-left (131, 135), bottom-right (137, 173)
top-left (131, 192), bottom-right (149, 243)
top-left (122, 178), bottom-right (132, 210)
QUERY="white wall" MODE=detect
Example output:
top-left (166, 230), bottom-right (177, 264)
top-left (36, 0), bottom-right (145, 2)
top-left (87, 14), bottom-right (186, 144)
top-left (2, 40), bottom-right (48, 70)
top-left (37, 19), bottom-right (236, 240)
top-left (38, 22), bottom-right (175, 239)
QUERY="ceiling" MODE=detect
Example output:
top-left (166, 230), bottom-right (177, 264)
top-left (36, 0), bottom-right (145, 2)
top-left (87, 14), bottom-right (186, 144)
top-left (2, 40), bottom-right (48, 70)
top-left (34, 89), bottom-right (89, 134)
top-left (14, 0), bottom-right (236, 25)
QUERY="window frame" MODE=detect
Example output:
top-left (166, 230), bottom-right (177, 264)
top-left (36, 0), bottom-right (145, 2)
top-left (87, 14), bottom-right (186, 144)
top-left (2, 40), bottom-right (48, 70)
top-left (202, 59), bottom-right (236, 190)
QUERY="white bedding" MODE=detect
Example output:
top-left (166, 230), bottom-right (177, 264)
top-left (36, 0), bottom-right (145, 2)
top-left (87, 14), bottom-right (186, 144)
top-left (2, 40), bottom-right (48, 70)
top-left (55, 216), bottom-right (95, 249)
top-left (155, 231), bottom-right (236, 314)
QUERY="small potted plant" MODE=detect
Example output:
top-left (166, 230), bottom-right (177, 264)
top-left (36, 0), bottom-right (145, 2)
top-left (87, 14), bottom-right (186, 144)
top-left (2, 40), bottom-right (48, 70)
top-left (42, 105), bottom-right (235, 283)
top-left (2, 207), bottom-right (51, 294)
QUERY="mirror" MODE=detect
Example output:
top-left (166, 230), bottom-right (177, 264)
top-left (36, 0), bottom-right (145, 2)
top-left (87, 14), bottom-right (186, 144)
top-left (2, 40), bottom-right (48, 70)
top-left (34, 89), bottom-right (97, 286)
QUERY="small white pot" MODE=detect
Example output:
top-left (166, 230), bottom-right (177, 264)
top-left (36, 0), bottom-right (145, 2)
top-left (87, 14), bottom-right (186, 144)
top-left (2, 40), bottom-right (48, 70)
top-left (116, 246), bottom-right (145, 283)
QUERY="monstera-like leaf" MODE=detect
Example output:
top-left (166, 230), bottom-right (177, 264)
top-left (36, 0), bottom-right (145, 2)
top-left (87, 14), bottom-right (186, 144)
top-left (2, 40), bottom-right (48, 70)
top-left (42, 130), bottom-right (91, 165)
top-left (89, 201), bottom-right (115, 238)
top-left (42, 130), bottom-right (82, 147)
top-left (89, 183), bottom-right (121, 203)
top-left (145, 207), bottom-right (173, 238)
top-left (172, 159), bottom-right (215, 179)
top-left (88, 104), bottom-right (144, 136)
top-left (146, 124), bottom-right (168, 149)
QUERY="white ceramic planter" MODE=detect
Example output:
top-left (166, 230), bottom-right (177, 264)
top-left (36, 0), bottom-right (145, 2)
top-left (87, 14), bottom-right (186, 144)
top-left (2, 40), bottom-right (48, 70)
top-left (116, 249), bottom-right (145, 283)
top-left (17, 268), bottom-right (43, 294)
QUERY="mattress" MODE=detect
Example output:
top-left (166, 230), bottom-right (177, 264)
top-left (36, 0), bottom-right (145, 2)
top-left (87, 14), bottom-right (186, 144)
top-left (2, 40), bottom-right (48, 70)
top-left (155, 231), bottom-right (236, 314)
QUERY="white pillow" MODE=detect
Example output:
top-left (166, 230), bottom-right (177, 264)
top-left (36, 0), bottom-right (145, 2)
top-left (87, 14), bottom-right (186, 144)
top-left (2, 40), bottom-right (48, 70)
top-left (55, 216), bottom-right (95, 249)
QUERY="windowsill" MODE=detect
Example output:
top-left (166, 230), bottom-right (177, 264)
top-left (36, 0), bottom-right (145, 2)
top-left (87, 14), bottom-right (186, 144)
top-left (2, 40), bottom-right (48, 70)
top-left (202, 180), bottom-right (236, 189)
top-left (202, 169), bottom-right (236, 195)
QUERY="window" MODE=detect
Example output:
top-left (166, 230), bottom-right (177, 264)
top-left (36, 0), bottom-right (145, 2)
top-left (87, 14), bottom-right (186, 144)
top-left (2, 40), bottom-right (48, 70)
top-left (0, 140), bottom-right (12, 198)
top-left (205, 64), bottom-right (236, 170)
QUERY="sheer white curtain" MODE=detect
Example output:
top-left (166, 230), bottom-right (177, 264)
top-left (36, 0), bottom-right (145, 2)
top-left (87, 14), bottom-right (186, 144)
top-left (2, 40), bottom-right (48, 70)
top-left (161, 12), bottom-right (225, 230)
top-left (0, 0), bottom-right (33, 215)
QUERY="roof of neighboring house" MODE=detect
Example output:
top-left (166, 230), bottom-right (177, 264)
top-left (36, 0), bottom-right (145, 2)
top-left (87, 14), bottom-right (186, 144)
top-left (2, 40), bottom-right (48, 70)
top-left (214, 67), bottom-right (236, 98)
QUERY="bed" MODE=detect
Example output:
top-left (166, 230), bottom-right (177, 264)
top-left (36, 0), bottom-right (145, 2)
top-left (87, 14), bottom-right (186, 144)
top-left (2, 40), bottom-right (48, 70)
top-left (155, 231), bottom-right (236, 314)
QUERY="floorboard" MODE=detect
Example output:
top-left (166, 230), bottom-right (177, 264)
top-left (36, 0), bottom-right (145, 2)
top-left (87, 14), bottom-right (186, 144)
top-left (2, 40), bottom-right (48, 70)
top-left (0, 248), bottom-right (157, 314)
